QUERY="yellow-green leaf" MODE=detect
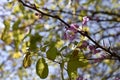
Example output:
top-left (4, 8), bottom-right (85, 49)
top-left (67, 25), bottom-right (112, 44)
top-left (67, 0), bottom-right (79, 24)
top-left (1, 20), bottom-right (12, 44)
top-left (67, 50), bottom-right (89, 78)
top-left (67, 59), bottom-right (80, 78)
top-left (12, 19), bottom-right (21, 31)
top-left (46, 47), bottom-right (58, 60)
top-left (36, 58), bottom-right (49, 79)
top-left (1, 19), bottom-right (10, 40)
top-left (23, 52), bottom-right (32, 68)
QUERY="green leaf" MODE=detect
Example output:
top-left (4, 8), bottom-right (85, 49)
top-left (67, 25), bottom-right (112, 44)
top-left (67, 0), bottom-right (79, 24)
top-left (4, 19), bottom-right (10, 28)
top-left (23, 52), bottom-right (32, 68)
top-left (41, 46), bottom-right (47, 52)
top-left (1, 20), bottom-right (11, 44)
top-left (46, 46), bottom-right (58, 60)
top-left (19, 3), bottom-right (25, 13)
top-left (67, 50), bottom-right (89, 78)
top-left (49, 41), bottom-right (56, 48)
top-left (12, 19), bottom-right (21, 31)
top-left (12, 19), bottom-right (21, 51)
top-left (29, 33), bottom-right (42, 51)
top-left (67, 59), bottom-right (80, 78)
top-left (1, 20), bottom-right (10, 39)
top-left (36, 58), bottom-right (49, 79)
top-left (35, 24), bottom-right (43, 30)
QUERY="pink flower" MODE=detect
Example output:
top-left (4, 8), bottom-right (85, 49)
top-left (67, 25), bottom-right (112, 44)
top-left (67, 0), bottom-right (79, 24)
top-left (89, 45), bottom-right (95, 50)
top-left (77, 41), bottom-right (89, 49)
top-left (100, 54), bottom-right (106, 59)
top-left (94, 58), bottom-right (101, 63)
top-left (76, 76), bottom-right (87, 80)
top-left (66, 24), bottom-right (79, 33)
top-left (114, 77), bottom-right (120, 80)
top-left (89, 45), bottom-right (101, 54)
top-left (94, 54), bottom-right (106, 62)
top-left (64, 24), bottom-right (79, 41)
top-left (94, 49), bottom-right (101, 54)
top-left (76, 76), bottom-right (83, 80)
top-left (82, 16), bottom-right (89, 26)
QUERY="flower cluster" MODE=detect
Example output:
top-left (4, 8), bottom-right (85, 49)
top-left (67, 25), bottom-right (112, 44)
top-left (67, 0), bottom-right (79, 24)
top-left (63, 16), bottom-right (109, 62)
top-left (88, 45), bottom-right (101, 54)
top-left (82, 16), bottom-right (89, 26)
top-left (64, 16), bottom-right (89, 41)
top-left (94, 54), bottom-right (107, 62)
top-left (77, 41), bottom-right (101, 54)
top-left (64, 23), bottom-right (79, 41)
top-left (76, 76), bottom-right (87, 80)
top-left (77, 41), bottom-right (109, 62)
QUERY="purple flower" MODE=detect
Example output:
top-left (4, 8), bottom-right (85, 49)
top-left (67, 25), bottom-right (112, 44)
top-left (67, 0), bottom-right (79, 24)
top-left (81, 41), bottom-right (89, 47)
top-left (94, 49), bottom-right (101, 54)
top-left (89, 45), bottom-right (101, 54)
top-left (89, 45), bottom-right (95, 50)
top-left (63, 16), bottom-right (89, 41)
top-left (76, 76), bottom-right (83, 80)
top-left (100, 54), bottom-right (106, 59)
top-left (114, 77), bottom-right (120, 80)
top-left (76, 76), bottom-right (87, 80)
top-left (77, 41), bottom-right (89, 49)
top-left (64, 24), bottom-right (79, 41)
top-left (68, 24), bottom-right (79, 32)
top-left (94, 54), bottom-right (106, 62)
top-left (82, 16), bottom-right (89, 26)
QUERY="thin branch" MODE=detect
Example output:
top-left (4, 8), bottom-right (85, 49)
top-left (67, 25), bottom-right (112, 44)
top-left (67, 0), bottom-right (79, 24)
top-left (18, 0), bottom-right (70, 28)
top-left (43, 8), bottom-right (120, 22)
top-left (18, 0), bottom-right (120, 61)
top-left (85, 33), bottom-right (120, 60)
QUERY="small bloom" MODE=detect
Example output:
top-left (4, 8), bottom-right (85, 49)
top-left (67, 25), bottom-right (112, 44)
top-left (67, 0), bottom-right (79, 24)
top-left (64, 24), bottom-right (79, 41)
top-left (68, 24), bottom-right (79, 32)
top-left (77, 41), bottom-right (89, 49)
top-left (114, 77), bottom-right (120, 80)
top-left (76, 76), bottom-right (87, 80)
top-left (89, 45), bottom-right (101, 54)
top-left (82, 16), bottom-right (89, 26)
top-left (76, 76), bottom-right (83, 80)
top-left (64, 32), bottom-right (68, 40)
top-left (82, 41), bottom-right (89, 47)
top-left (100, 54), bottom-right (106, 59)
top-left (94, 49), bottom-right (101, 54)
top-left (94, 54), bottom-right (106, 62)
top-left (89, 45), bottom-right (95, 50)
top-left (94, 58), bottom-right (101, 63)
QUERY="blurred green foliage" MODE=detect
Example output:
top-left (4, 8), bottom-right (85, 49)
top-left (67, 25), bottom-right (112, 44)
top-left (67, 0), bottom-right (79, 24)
top-left (0, 0), bottom-right (120, 80)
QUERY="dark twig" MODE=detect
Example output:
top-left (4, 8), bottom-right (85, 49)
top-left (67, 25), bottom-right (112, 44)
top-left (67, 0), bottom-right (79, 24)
top-left (18, 0), bottom-right (70, 28)
top-left (18, 0), bottom-right (120, 61)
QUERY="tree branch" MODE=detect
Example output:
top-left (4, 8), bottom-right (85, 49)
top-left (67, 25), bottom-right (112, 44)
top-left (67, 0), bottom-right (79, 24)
top-left (18, 0), bottom-right (120, 61)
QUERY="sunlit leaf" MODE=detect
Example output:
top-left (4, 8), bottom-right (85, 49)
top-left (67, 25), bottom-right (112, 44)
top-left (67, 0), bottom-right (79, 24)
top-left (13, 4), bottom-right (20, 13)
top-left (1, 19), bottom-right (10, 39)
top-left (36, 58), bottom-right (49, 79)
top-left (29, 33), bottom-right (42, 51)
top-left (1, 19), bottom-right (12, 44)
top-left (67, 59), bottom-right (79, 78)
top-left (12, 51), bottom-right (22, 59)
top-left (55, 40), bottom-right (64, 48)
top-left (23, 52), bottom-right (32, 68)
top-left (12, 19), bottom-right (21, 31)
top-left (46, 46), bottom-right (58, 60)
top-left (35, 24), bottom-right (43, 30)
top-left (82, 26), bottom-right (89, 32)
top-left (67, 50), bottom-right (89, 78)
top-left (41, 46), bottom-right (47, 52)
top-left (19, 3), bottom-right (25, 13)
